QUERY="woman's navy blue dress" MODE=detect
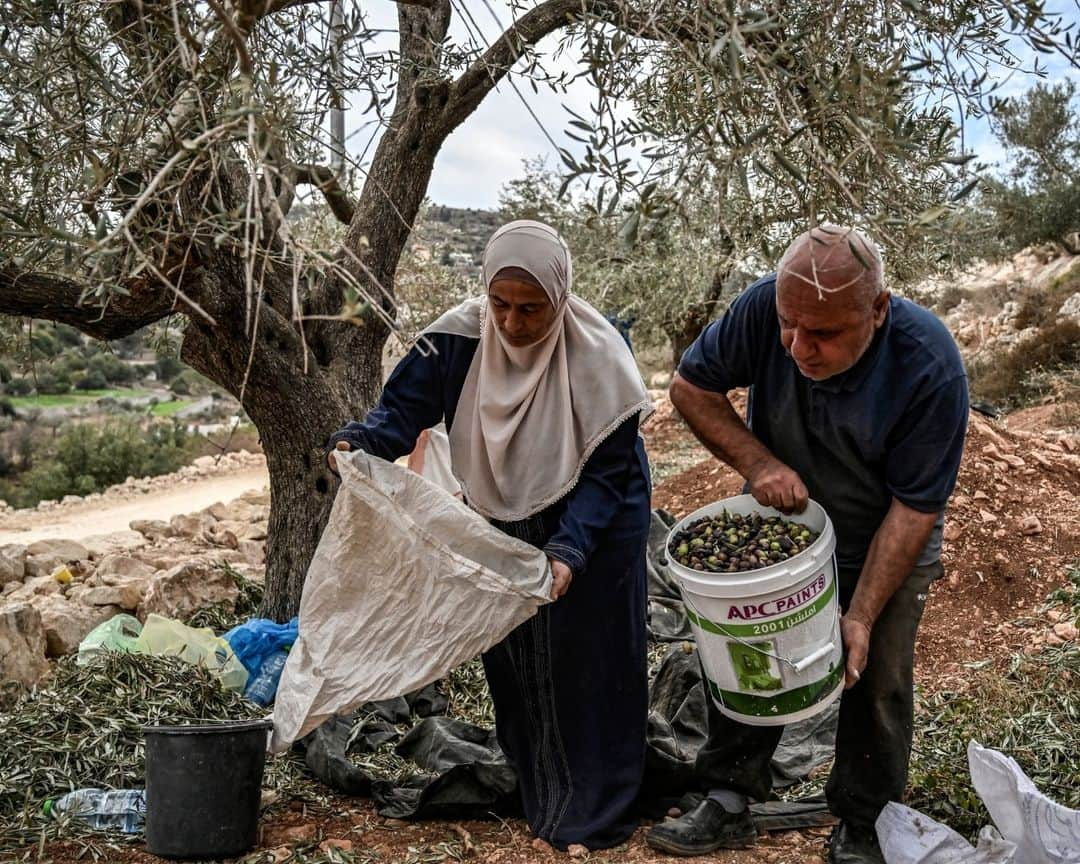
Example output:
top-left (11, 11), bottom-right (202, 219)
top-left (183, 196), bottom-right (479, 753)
top-left (329, 332), bottom-right (651, 850)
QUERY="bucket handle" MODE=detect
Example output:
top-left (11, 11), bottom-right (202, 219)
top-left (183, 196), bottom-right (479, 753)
top-left (683, 593), bottom-right (837, 674)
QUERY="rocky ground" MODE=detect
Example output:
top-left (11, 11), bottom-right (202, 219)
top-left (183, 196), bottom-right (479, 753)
top-left (0, 477), bottom-right (269, 687)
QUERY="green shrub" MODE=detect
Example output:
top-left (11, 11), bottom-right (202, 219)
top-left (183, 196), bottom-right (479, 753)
top-left (75, 370), bottom-right (109, 391)
top-left (0, 362), bottom-right (10, 384)
top-left (3, 377), bottom-right (31, 396)
top-left (10, 418), bottom-right (192, 506)
top-left (56, 350), bottom-right (87, 375)
top-left (154, 355), bottom-right (184, 383)
top-left (53, 324), bottom-right (84, 348)
top-left (33, 371), bottom-right (71, 395)
top-left (969, 320), bottom-right (1080, 407)
top-left (87, 352), bottom-right (135, 384)
top-left (28, 330), bottom-right (60, 358)
top-left (169, 373), bottom-right (192, 396)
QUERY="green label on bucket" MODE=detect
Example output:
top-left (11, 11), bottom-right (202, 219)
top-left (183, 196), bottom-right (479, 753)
top-left (686, 577), bottom-right (836, 638)
top-left (709, 663), bottom-right (843, 717)
top-left (727, 640), bottom-right (783, 691)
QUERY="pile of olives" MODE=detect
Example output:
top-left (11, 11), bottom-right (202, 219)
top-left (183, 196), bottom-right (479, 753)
top-left (668, 511), bottom-right (819, 573)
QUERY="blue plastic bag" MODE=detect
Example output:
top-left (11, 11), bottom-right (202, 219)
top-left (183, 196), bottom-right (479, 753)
top-left (224, 618), bottom-right (298, 676)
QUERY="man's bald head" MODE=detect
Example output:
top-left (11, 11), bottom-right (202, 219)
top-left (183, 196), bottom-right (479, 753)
top-left (777, 225), bottom-right (883, 309)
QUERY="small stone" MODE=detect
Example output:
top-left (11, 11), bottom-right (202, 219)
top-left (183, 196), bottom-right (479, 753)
top-left (978, 509), bottom-right (997, 524)
top-left (567, 843), bottom-right (589, 858)
top-left (1044, 633), bottom-right (1066, 647)
top-left (666, 807), bottom-right (682, 819)
top-left (530, 838), bottom-right (553, 852)
top-left (943, 523), bottom-right (962, 542)
top-left (1020, 515), bottom-right (1043, 535)
top-left (1047, 609), bottom-right (1063, 623)
top-left (973, 490), bottom-right (990, 501)
top-left (1052, 622), bottom-right (1078, 642)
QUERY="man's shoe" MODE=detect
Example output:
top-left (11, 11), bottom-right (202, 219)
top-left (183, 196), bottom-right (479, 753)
top-left (646, 798), bottom-right (757, 856)
top-left (828, 821), bottom-right (885, 864)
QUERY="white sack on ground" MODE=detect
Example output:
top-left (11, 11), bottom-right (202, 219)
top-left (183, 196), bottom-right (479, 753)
top-left (968, 741), bottom-right (1080, 864)
top-left (270, 449), bottom-right (552, 753)
top-left (877, 803), bottom-right (1017, 864)
top-left (876, 741), bottom-right (1080, 864)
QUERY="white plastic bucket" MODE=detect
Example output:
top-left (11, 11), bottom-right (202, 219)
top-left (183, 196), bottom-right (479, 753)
top-left (667, 494), bottom-right (843, 726)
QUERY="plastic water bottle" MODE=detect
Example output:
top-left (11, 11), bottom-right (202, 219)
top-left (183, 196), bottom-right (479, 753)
top-left (44, 788), bottom-right (146, 833)
top-left (243, 650), bottom-right (288, 707)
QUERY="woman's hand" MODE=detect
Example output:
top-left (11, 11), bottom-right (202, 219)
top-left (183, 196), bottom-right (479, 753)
top-left (328, 440), bottom-right (351, 472)
top-left (549, 558), bottom-right (573, 600)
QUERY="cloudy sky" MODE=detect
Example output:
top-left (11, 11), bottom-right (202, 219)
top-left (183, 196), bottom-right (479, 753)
top-left (345, 1), bottom-right (1079, 210)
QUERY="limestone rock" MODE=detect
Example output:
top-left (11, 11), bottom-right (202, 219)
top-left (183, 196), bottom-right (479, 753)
top-left (203, 523), bottom-right (240, 550)
top-left (23, 553), bottom-right (64, 578)
top-left (73, 555), bottom-right (155, 609)
top-left (1020, 515), bottom-right (1043, 535)
top-left (94, 554), bottom-right (156, 582)
top-left (81, 531), bottom-right (148, 560)
top-left (26, 538), bottom-right (89, 562)
top-left (215, 519), bottom-right (266, 542)
top-left (0, 602), bottom-right (49, 685)
top-left (169, 512), bottom-right (216, 540)
top-left (238, 539), bottom-right (266, 568)
top-left (139, 561), bottom-right (239, 621)
top-left (130, 519), bottom-right (175, 541)
top-left (0, 544), bottom-right (26, 586)
top-left (30, 594), bottom-right (119, 657)
top-left (1052, 621), bottom-right (1078, 642)
top-left (6, 574), bottom-right (63, 603)
top-left (1059, 291), bottom-right (1080, 321)
top-left (239, 488), bottom-right (271, 507)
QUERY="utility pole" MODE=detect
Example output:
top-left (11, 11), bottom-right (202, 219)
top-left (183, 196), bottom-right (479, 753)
top-left (329, 0), bottom-right (345, 176)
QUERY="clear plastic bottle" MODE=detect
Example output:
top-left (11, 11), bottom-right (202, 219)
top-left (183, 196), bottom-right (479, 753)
top-left (244, 649), bottom-right (288, 706)
top-left (44, 788), bottom-right (146, 833)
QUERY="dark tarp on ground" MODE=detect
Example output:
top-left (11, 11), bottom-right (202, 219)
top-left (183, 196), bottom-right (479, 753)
top-left (299, 512), bottom-right (838, 829)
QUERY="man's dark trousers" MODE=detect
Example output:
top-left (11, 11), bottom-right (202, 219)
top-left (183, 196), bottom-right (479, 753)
top-left (694, 562), bottom-right (942, 828)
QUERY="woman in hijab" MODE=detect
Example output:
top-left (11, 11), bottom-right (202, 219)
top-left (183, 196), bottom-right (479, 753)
top-left (327, 220), bottom-right (652, 851)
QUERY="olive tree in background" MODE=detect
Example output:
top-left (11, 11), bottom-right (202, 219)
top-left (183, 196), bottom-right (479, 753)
top-left (984, 81), bottom-right (1080, 255)
top-left (0, 0), bottom-right (1075, 619)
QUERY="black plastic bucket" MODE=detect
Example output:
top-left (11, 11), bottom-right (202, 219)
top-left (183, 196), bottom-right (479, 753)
top-left (144, 719), bottom-right (273, 860)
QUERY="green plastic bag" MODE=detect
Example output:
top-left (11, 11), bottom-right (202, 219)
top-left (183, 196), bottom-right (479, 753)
top-left (135, 614), bottom-right (249, 693)
top-left (76, 613), bottom-right (143, 665)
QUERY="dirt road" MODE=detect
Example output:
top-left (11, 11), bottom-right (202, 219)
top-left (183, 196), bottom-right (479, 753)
top-left (0, 466), bottom-right (269, 546)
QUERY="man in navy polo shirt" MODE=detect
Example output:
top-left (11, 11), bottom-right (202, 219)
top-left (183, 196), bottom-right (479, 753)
top-left (646, 226), bottom-right (968, 864)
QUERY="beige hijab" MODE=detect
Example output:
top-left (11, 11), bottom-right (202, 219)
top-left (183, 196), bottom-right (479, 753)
top-left (425, 220), bottom-right (652, 521)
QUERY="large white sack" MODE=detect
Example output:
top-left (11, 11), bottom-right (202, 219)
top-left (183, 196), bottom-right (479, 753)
top-left (877, 742), bottom-right (1080, 864)
top-left (408, 423), bottom-right (462, 497)
top-left (270, 449), bottom-right (551, 753)
top-left (877, 802), bottom-right (1017, 864)
top-left (968, 742), bottom-right (1080, 864)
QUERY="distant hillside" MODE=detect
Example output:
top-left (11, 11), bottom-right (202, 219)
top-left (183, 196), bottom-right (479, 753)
top-left (409, 205), bottom-right (500, 271)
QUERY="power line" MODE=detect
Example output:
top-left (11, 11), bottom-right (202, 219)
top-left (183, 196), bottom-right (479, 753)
top-left (454, 0), bottom-right (565, 154)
